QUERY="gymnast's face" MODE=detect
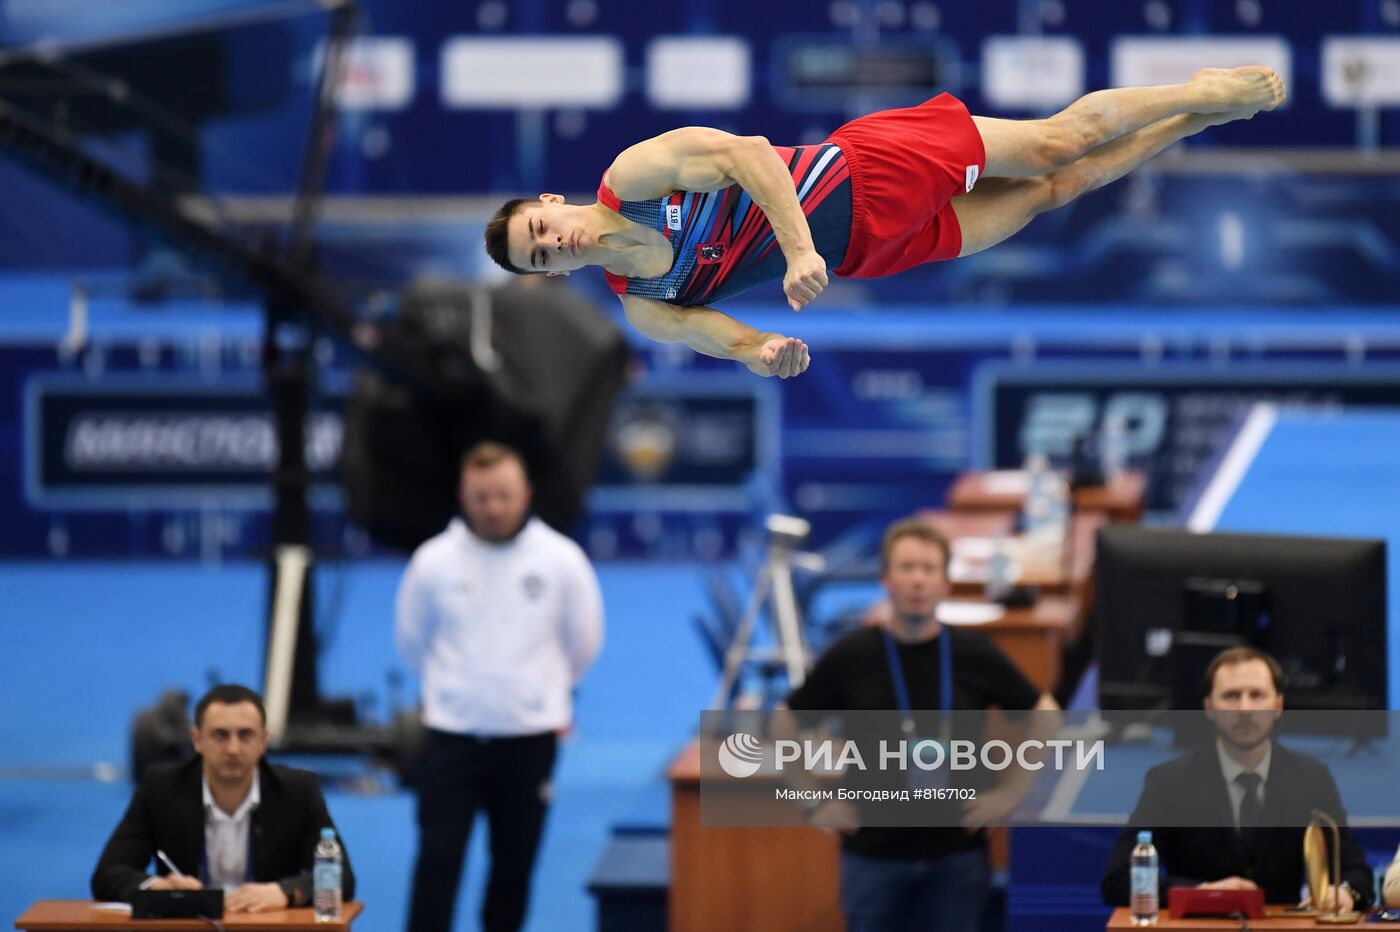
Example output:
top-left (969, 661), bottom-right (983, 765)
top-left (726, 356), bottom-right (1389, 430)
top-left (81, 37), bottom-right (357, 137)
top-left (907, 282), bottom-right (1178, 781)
top-left (508, 194), bottom-right (595, 275)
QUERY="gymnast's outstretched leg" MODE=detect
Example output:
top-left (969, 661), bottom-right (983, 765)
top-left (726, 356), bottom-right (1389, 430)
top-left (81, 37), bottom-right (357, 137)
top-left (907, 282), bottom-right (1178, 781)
top-left (951, 108), bottom-right (1250, 258)
top-left (970, 67), bottom-right (1285, 180)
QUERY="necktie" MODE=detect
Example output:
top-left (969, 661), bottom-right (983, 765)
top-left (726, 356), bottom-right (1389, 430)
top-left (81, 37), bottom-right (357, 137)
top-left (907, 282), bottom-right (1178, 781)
top-left (1236, 771), bottom-right (1263, 855)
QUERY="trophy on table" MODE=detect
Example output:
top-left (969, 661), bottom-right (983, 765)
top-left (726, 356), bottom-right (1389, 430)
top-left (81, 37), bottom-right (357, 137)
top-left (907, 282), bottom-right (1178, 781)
top-left (1304, 809), bottom-right (1361, 924)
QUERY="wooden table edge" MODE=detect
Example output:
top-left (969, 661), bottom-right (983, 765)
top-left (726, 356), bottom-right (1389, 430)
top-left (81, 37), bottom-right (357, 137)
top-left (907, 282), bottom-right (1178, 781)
top-left (15, 900), bottom-right (363, 931)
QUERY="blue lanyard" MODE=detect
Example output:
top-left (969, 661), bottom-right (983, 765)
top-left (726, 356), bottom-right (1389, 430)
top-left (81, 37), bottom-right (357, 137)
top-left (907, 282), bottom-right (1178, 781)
top-left (882, 627), bottom-right (953, 734)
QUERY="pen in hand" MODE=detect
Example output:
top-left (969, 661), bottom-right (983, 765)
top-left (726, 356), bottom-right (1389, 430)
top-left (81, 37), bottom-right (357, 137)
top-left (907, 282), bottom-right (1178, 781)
top-left (155, 849), bottom-right (185, 878)
top-left (146, 849), bottom-right (201, 892)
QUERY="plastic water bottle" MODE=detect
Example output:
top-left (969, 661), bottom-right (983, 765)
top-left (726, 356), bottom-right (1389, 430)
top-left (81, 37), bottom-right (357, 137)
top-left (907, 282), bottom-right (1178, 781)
top-left (1100, 413), bottom-right (1129, 484)
top-left (1021, 453), bottom-right (1053, 535)
top-left (1043, 469), bottom-right (1070, 537)
top-left (1130, 830), bottom-right (1159, 925)
top-left (1022, 453), bottom-right (1070, 554)
top-left (986, 531), bottom-right (1014, 603)
top-left (313, 827), bottom-right (343, 922)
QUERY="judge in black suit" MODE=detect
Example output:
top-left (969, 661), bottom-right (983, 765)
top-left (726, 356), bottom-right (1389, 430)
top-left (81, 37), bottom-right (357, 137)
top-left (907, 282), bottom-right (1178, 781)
top-left (1102, 647), bottom-right (1372, 912)
top-left (92, 684), bottom-right (355, 911)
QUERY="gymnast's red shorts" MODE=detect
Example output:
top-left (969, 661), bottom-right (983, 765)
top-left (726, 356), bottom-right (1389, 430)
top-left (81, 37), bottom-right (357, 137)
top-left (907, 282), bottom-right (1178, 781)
top-left (828, 93), bottom-right (987, 278)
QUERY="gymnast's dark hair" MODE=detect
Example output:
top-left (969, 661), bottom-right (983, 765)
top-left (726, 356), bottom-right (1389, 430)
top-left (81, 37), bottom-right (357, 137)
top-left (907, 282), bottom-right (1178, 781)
top-left (484, 198), bottom-right (531, 275)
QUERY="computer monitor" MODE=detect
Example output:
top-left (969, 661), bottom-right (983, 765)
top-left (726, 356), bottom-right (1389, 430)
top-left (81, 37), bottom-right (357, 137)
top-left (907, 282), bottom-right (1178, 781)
top-left (1095, 526), bottom-right (1387, 717)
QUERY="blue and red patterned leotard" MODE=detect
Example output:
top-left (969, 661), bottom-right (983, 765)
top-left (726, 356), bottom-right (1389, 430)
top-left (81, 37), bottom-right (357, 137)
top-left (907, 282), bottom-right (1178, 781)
top-left (599, 143), bottom-right (852, 307)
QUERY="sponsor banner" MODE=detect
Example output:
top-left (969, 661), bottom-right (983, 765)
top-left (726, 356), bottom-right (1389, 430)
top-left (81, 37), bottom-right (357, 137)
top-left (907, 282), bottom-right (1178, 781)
top-left (441, 37), bottom-right (623, 109)
top-left (698, 710), bottom-right (1400, 828)
top-left (1322, 37), bottom-right (1400, 107)
top-left (591, 373), bottom-right (779, 512)
top-left (26, 376), bottom-right (344, 508)
top-left (770, 34), bottom-right (962, 111)
top-left (646, 36), bottom-right (752, 110)
top-left (982, 36), bottom-right (1085, 110)
top-left (976, 362), bottom-right (1400, 513)
top-left (320, 37), bottom-right (416, 110)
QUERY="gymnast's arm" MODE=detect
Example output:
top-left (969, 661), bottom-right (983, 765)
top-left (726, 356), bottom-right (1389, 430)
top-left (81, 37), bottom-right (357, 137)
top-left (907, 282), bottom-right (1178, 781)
top-left (619, 294), bottom-right (809, 378)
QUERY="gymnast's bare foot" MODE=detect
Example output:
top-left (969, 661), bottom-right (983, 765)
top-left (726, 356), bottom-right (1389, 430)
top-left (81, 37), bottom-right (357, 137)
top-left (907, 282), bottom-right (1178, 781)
top-left (1189, 66), bottom-right (1286, 113)
top-left (1199, 106), bottom-right (1262, 129)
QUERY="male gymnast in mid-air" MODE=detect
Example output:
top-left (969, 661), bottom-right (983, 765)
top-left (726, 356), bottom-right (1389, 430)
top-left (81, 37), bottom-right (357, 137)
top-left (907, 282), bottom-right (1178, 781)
top-left (484, 67), bottom-right (1285, 379)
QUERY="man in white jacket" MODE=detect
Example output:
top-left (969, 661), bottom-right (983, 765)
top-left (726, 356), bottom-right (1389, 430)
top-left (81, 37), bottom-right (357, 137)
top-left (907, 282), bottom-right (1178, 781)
top-left (397, 441), bottom-right (604, 932)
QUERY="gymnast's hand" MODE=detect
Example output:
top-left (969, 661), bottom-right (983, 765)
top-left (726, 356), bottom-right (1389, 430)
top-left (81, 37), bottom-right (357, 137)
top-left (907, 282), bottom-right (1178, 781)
top-left (783, 248), bottom-right (828, 311)
top-left (748, 336), bottom-right (810, 379)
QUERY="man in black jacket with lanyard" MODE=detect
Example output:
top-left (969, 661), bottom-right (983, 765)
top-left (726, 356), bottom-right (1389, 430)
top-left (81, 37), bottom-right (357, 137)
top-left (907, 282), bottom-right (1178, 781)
top-left (1101, 647), bottom-right (1372, 912)
top-left (92, 684), bottom-right (355, 910)
top-left (784, 518), bottom-right (1061, 932)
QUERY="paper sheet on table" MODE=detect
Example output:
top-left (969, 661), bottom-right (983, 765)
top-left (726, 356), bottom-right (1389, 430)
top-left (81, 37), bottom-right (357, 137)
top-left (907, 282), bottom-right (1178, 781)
top-left (92, 903), bottom-right (132, 913)
top-left (951, 536), bottom-right (997, 560)
top-left (950, 537), bottom-right (1022, 586)
top-left (979, 470), bottom-right (1030, 495)
top-left (936, 601), bottom-right (1006, 625)
top-left (948, 558), bottom-right (980, 584)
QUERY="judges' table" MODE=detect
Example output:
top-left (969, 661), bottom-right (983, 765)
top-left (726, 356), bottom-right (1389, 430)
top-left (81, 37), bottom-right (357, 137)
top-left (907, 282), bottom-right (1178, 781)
top-left (947, 469), bottom-right (1147, 524)
top-left (14, 901), bottom-right (364, 931)
top-left (1105, 906), bottom-right (1335, 928)
top-left (916, 509), bottom-right (1104, 601)
top-left (668, 741), bottom-right (843, 932)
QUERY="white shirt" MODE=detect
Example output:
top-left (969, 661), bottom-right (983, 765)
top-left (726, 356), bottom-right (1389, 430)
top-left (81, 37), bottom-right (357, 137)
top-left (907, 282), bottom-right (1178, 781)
top-left (202, 773), bottom-right (260, 890)
top-left (396, 517), bottom-right (604, 735)
top-left (1216, 738), bottom-right (1272, 830)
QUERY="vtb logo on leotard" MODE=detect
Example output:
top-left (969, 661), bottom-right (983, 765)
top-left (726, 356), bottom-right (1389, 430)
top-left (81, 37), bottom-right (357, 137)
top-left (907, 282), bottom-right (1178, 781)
top-left (666, 204), bottom-right (683, 230)
top-left (696, 243), bottom-right (725, 264)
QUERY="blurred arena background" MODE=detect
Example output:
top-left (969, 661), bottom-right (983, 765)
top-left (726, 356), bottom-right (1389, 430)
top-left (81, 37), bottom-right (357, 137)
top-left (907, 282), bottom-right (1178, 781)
top-left (2, 1), bottom-right (1399, 930)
